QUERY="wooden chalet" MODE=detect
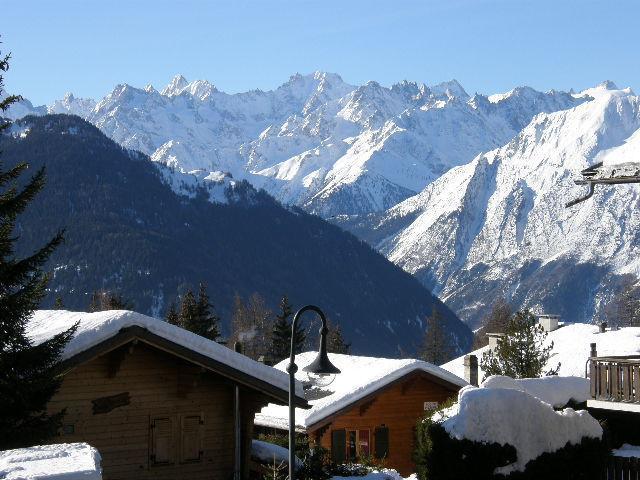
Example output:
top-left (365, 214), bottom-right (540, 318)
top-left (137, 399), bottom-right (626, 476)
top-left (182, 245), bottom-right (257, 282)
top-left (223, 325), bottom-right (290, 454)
top-left (27, 310), bottom-right (308, 480)
top-left (254, 352), bottom-right (466, 475)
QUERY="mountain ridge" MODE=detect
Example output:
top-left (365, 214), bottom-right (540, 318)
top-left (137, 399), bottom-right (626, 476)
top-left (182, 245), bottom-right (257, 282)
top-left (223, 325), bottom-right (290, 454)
top-left (2, 113), bottom-right (472, 356)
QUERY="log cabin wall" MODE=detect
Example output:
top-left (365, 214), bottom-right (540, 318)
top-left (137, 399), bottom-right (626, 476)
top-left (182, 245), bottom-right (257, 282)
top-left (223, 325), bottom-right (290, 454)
top-left (47, 340), bottom-right (268, 480)
top-left (312, 372), bottom-right (459, 476)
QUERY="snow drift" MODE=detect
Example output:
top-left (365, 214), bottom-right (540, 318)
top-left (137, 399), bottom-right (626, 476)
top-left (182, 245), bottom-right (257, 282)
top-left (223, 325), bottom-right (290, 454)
top-left (439, 385), bottom-right (602, 473)
top-left (0, 443), bottom-right (102, 480)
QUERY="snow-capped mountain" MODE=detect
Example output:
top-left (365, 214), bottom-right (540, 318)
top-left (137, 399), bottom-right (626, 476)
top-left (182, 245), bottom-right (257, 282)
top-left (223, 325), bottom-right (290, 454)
top-left (9, 73), bottom-right (634, 329)
top-left (343, 82), bottom-right (640, 327)
top-left (8, 73), bottom-right (585, 216)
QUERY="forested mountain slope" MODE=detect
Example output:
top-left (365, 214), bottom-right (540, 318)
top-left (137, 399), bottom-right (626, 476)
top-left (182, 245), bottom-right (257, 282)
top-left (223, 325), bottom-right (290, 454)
top-left (3, 114), bottom-right (472, 355)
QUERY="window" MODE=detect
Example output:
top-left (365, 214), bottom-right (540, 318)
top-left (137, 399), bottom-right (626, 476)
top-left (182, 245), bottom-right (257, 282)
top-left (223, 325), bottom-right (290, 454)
top-left (374, 426), bottom-right (389, 459)
top-left (332, 428), bottom-right (372, 463)
top-left (180, 415), bottom-right (204, 463)
top-left (150, 417), bottom-right (175, 465)
top-left (150, 413), bottom-right (204, 466)
top-left (347, 430), bottom-right (357, 462)
top-left (331, 430), bottom-right (346, 464)
top-left (358, 430), bottom-right (370, 457)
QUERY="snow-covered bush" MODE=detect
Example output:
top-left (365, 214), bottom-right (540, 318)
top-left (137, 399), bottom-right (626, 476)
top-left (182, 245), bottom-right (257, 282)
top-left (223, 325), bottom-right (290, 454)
top-left (414, 383), bottom-right (608, 480)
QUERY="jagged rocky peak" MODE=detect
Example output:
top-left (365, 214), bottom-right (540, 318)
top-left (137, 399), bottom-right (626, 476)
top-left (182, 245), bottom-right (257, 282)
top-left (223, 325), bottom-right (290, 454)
top-left (390, 80), bottom-right (425, 102)
top-left (598, 80), bottom-right (619, 91)
top-left (161, 74), bottom-right (189, 96)
top-left (429, 79), bottom-right (469, 101)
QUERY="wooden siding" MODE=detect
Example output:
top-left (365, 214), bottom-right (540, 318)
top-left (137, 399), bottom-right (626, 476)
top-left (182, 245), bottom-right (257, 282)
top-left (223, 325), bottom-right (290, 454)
top-left (312, 372), bottom-right (458, 476)
top-left (47, 341), bottom-right (267, 480)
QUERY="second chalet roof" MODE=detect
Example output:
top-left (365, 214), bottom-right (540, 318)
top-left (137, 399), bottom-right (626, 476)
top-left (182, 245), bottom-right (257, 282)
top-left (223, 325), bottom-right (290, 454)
top-left (442, 322), bottom-right (640, 380)
top-left (27, 310), bottom-right (306, 403)
top-left (254, 351), bottom-right (467, 430)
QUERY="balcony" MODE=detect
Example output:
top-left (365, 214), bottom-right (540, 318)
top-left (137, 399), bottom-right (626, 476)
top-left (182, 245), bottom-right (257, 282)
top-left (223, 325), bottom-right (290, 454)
top-left (588, 356), bottom-right (640, 412)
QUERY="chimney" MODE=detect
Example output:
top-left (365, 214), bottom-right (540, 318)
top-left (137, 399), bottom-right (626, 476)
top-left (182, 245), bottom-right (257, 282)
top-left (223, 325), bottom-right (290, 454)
top-left (538, 314), bottom-right (560, 332)
top-left (600, 322), bottom-right (607, 333)
top-left (464, 355), bottom-right (478, 386)
top-left (487, 332), bottom-right (505, 350)
top-left (590, 342), bottom-right (597, 358)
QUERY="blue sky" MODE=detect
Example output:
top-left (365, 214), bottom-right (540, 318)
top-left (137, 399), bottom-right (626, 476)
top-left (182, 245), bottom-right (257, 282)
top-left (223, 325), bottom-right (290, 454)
top-left (3, 0), bottom-right (639, 105)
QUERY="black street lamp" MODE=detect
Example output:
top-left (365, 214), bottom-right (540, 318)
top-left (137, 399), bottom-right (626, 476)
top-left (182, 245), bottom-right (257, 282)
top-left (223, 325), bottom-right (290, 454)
top-left (287, 305), bottom-right (341, 480)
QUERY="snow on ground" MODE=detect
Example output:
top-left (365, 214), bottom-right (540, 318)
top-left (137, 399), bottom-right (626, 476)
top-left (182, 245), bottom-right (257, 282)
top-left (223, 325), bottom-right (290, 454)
top-left (481, 375), bottom-right (590, 407)
top-left (251, 440), bottom-right (301, 467)
top-left (255, 352), bottom-right (466, 430)
top-left (439, 385), bottom-right (602, 474)
top-left (442, 323), bottom-right (640, 380)
top-left (612, 444), bottom-right (640, 458)
top-left (28, 310), bottom-right (303, 397)
top-left (331, 470), bottom-right (416, 480)
top-left (0, 443), bottom-right (101, 480)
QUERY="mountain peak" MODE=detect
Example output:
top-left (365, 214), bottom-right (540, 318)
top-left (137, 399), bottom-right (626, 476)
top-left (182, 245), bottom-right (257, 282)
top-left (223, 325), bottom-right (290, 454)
top-left (430, 79), bottom-right (469, 101)
top-left (161, 74), bottom-right (189, 96)
top-left (597, 80), bottom-right (619, 90)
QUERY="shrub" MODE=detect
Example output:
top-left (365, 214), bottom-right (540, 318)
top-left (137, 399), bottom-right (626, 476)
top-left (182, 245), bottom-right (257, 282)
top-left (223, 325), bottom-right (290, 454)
top-left (414, 410), bottom-right (609, 480)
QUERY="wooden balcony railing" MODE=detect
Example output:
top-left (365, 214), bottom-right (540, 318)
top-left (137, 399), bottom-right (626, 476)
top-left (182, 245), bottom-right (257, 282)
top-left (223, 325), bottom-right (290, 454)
top-left (590, 356), bottom-right (640, 403)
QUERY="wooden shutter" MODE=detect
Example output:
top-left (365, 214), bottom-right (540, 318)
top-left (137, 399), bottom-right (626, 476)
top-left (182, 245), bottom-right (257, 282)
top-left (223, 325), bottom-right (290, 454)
top-left (151, 417), bottom-right (174, 465)
top-left (331, 429), bottom-right (346, 464)
top-left (181, 414), bottom-right (204, 463)
top-left (374, 426), bottom-right (389, 459)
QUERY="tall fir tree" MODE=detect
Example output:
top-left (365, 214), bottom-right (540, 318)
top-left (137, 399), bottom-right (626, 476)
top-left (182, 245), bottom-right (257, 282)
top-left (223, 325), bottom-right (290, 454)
top-left (327, 321), bottom-right (351, 355)
top-left (270, 295), bottom-right (305, 362)
top-left (165, 301), bottom-right (179, 326)
top-left (53, 296), bottom-right (64, 310)
top-left (480, 309), bottom-right (560, 380)
top-left (0, 48), bottom-right (76, 449)
top-left (419, 307), bottom-right (454, 365)
top-left (178, 289), bottom-right (198, 331)
top-left (192, 282), bottom-right (221, 341)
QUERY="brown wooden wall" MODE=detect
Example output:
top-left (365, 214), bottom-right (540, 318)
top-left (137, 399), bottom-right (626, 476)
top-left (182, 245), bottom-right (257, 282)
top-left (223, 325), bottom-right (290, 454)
top-left (311, 372), bottom-right (459, 476)
top-left (47, 341), bottom-right (268, 480)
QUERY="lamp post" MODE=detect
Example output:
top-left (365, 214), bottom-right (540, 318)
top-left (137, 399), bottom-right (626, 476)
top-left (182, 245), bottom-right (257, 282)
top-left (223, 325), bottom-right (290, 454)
top-left (287, 305), bottom-right (341, 480)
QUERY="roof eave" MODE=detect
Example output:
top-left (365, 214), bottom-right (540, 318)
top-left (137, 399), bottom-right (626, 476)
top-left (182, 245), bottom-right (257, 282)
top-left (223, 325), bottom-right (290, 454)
top-left (59, 325), bottom-right (309, 409)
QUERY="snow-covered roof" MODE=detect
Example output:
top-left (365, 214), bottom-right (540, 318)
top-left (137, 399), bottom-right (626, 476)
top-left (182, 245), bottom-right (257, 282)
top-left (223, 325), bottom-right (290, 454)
top-left (251, 440), bottom-right (301, 467)
top-left (28, 310), bottom-right (304, 398)
top-left (442, 322), bottom-right (640, 380)
top-left (255, 352), bottom-right (466, 430)
top-left (0, 443), bottom-right (102, 480)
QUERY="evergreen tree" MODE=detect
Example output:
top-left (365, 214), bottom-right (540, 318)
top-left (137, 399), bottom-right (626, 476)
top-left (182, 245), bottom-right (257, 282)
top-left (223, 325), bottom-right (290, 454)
top-left (480, 309), bottom-right (560, 380)
top-left (327, 321), bottom-right (351, 355)
top-left (190, 282), bottom-right (221, 341)
top-left (420, 307), bottom-right (454, 365)
top-left (270, 295), bottom-right (305, 362)
top-left (53, 296), bottom-right (64, 309)
top-left (178, 289), bottom-right (198, 330)
top-left (88, 289), bottom-right (133, 312)
top-left (165, 301), bottom-right (179, 326)
top-left (0, 48), bottom-right (76, 448)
